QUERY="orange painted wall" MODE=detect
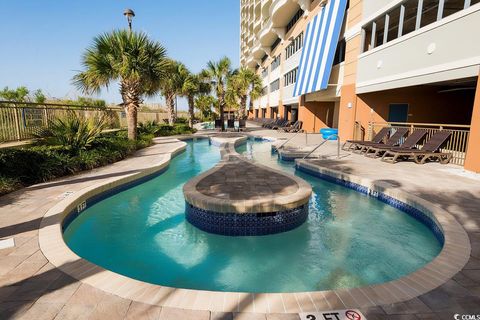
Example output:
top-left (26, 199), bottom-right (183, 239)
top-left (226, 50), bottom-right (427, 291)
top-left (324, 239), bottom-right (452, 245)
top-left (338, 84), bottom-right (358, 140)
top-left (353, 86), bottom-right (475, 135)
top-left (299, 101), bottom-right (335, 133)
top-left (270, 107), bottom-right (279, 119)
top-left (278, 104), bottom-right (287, 120)
top-left (465, 75), bottom-right (480, 173)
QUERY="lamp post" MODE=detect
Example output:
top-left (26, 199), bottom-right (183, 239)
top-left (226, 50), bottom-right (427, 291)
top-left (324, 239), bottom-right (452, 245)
top-left (123, 9), bottom-right (135, 31)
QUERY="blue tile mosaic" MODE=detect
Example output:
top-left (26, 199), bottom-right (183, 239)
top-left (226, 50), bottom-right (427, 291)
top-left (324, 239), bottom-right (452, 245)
top-left (278, 153), bottom-right (298, 162)
top-left (185, 202), bottom-right (309, 236)
top-left (296, 164), bottom-right (445, 245)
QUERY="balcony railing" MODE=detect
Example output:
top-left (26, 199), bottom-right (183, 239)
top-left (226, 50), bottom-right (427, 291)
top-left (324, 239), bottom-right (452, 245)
top-left (367, 121), bottom-right (471, 166)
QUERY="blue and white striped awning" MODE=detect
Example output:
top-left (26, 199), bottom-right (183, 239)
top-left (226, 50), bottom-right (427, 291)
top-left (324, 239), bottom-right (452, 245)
top-left (293, 0), bottom-right (347, 97)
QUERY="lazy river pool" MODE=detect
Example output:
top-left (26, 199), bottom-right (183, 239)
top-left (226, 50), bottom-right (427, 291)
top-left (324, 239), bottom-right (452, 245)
top-left (63, 138), bottom-right (442, 293)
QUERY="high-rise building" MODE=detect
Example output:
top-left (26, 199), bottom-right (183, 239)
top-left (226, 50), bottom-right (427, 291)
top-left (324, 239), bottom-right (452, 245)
top-left (240, 0), bottom-right (480, 172)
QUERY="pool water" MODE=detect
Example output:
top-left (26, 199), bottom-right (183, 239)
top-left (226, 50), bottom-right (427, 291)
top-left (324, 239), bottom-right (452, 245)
top-left (63, 138), bottom-right (442, 293)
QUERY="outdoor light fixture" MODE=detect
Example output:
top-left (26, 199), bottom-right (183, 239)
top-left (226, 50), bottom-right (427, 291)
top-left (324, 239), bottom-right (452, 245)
top-left (123, 8), bottom-right (135, 31)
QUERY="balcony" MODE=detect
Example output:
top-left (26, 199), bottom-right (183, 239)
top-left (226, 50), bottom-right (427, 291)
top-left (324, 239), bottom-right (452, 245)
top-left (246, 55), bottom-right (258, 69)
top-left (259, 18), bottom-right (277, 47)
top-left (271, 0), bottom-right (300, 27)
top-left (269, 89), bottom-right (280, 107)
top-left (261, 0), bottom-right (272, 18)
top-left (357, 6), bottom-right (480, 93)
top-left (252, 41), bottom-right (266, 59)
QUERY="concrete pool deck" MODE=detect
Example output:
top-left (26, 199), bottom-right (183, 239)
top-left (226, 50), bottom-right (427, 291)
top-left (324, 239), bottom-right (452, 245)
top-left (0, 127), bottom-right (479, 319)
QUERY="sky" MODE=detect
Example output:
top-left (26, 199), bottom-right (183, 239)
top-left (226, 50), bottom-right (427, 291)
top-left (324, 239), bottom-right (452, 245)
top-left (0, 1), bottom-right (240, 110)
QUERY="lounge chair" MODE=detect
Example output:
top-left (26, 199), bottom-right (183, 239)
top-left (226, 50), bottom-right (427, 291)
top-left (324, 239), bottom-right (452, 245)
top-left (278, 121), bottom-right (298, 132)
top-left (265, 118), bottom-right (282, 129)
top-left (280, 121), bottom-right (301, 132)
top-left (364, 129), bottom-right (428, 158)
top-left (343, 127), bottom-right (391, 151)
top-left (289, 121), bottom-right (304, 133)
top-left (262, 119), bottom-right (275, 128)
top-left (272, 120), bottom-right (290, 130)
top-left (353, 127), bottom-right (409, 154)
top-left (381, 130), bottom-right (453, 164)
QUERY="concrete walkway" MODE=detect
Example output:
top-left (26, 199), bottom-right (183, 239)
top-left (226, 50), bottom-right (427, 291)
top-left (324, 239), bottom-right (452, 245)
top-left (0, 129), bottom-right (479, 319)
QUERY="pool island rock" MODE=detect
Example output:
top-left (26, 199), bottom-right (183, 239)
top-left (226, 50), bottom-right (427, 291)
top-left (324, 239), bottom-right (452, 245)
top-left (183, 135), bottom-right (312, 236)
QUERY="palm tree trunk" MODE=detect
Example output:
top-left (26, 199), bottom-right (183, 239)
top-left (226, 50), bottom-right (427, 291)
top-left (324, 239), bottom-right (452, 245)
top-left (239, 96), bottom-right (247, 119)
top-left (188, 95), bottom-right (195, 128)
top-left (219, 98), bottom-right (225, 131)
top-left (120, 79), bottom-right (142, 140)
top-left (166, 94), bottom-right (176, 125)
top-left (126, 105), bottom-right (138, 140)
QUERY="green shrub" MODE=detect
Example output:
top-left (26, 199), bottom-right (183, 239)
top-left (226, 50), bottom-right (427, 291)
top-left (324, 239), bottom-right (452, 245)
top-left (175, 117), bottom-right (188, 124)
top-left (35, 112), bottom-right (107, 154)
top-left (138, 120), bottom-right (160, 135)
top-left (0, 176), bottom-right (21, 195)
top-left (0, 131), bottom-right (154, 196)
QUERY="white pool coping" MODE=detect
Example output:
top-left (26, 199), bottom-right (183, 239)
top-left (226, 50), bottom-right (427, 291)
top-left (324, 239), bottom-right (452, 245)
top-left (38, 134), bottom-right (471, 313)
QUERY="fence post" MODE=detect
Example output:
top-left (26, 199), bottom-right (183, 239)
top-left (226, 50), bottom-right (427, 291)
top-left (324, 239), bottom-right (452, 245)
top-left (43, 105), bottom-right (49, 127)
top-left (13, 104), bottom-right (22, 140)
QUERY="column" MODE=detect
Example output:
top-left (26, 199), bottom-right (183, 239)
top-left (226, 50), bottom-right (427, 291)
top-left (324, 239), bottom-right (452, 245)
top-left (464, 72), bottom-right (480, 173)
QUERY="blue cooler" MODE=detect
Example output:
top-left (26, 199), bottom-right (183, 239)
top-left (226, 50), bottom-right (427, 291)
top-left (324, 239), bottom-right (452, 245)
top-left (320, 128), bottom-right (338, 140)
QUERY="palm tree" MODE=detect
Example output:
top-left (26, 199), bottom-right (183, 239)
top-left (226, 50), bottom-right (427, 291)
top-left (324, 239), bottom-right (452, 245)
top-left (195, 95), bottom-right (216, 120)
top-left (181, 73), bottom-right (211, 127)
top-left (201, 57), bottom-right (233, 131)
top-left (73, 30), bottom-right (168, 140)
top-left (160, 60), bottom-right (190, 125)
top-left (229, 67), bottom-right (262, 119)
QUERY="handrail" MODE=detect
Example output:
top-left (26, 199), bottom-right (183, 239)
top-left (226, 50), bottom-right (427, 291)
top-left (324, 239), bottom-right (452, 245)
top-left (369, 121), bottom-right (471, 129)
top-left (302, 134), bottom-right (340, 160)
top-left (276, 130), bottom-right (304, 150)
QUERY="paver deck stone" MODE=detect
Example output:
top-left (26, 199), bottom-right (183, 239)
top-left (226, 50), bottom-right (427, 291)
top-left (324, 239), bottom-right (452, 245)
top-left (0, 128), bottom-right (479, 318)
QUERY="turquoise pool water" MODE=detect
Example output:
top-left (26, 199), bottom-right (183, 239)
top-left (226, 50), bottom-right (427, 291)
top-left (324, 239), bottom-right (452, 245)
top-left (63, 138), bottom-right (442, 293)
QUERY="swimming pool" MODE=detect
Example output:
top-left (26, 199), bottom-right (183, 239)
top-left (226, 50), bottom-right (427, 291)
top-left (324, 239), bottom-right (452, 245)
top-left (63, 138), bottom-right (442, 293)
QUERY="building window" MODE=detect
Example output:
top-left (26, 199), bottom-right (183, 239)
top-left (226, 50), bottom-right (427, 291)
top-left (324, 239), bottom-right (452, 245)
top-left (271, 37), bottom-right (281, 51)
top-left (261, 54), bottom-right (268, 63)
top-left (402, 0), bottom-right (419, 36)
top-left (386, 6), bottom-right (402, 42)
top-left (285, 32), bottom-right (304, 60)
top-left (420, 0), bottom-right (440, 28)
top-left (443, 0), bottom-right (468, 18)
top-left (261, 68), bottom-right (268, 78)
top-left (283, 67), bottom-right (298, 87)
top-left (361, 0), bottom-right (476, 53)
top-left (374, 15), bottom-right (386, 47)
top-left (271, 55), bottom-right (281, 71)
top-left (333, 38), bottom-right (346, 65)
top-left (286, 9), bottom-right (304, 33)
top-left (270, 79), bottom-right (280, 92)
top-left (362, 23), bottom-right (373, 52)
top-left (261, 86), bottom-right (268, 96)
